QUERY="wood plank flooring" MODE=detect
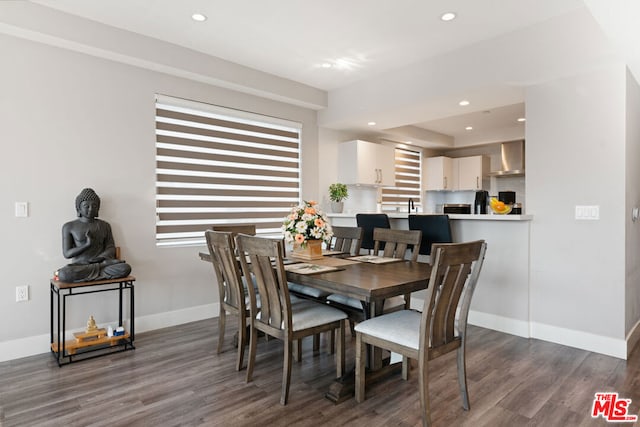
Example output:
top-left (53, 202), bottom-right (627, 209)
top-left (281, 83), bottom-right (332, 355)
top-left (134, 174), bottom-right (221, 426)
top-left (1, 318), bottom-right (639, 426)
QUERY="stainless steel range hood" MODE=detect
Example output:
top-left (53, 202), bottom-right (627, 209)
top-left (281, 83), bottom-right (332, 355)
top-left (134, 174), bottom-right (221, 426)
top-left (489, 140), bottom-right (525, 177)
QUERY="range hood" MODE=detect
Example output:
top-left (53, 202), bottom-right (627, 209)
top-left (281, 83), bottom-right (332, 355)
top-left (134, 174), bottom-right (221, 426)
top-left (488, 140), bottom-right (525, 177)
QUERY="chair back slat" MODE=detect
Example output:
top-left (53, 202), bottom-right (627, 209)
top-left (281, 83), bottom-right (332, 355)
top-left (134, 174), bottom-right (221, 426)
top-left (420, 241), bottom-right (486, 355)
top-left (212, 224), bottom-right (256, 236)
top-left (236, 235), bottom-right (291, 334)
top-left (330, 226), bottom-right (363, 255)
top-left (205, 230), bottom-right (246, 310)
top-left (430, 263), bottom-right (471, 345)
top-left (372, 228), bottom-right (422, 261)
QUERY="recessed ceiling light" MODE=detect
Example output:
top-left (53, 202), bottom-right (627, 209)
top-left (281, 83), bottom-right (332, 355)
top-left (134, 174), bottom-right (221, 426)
top-left (441, 12), bottom-right (457, 22)
top-left (459, 100), bottom-right (470, 106)
top-left (465, 126), bottom-right (473, 131)
top-left (321, 63), bottom-right (332, 68)
top-left (517, 117), bottom-right (526, 122)
top-left (367, 121), bottom-right (377, 126)
top-left (191, 13), bottom-right (207, 22)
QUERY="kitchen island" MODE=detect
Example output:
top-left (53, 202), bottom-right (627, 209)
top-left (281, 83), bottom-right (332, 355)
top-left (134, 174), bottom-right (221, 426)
top-left (327, 212), bottom-right (533, 338)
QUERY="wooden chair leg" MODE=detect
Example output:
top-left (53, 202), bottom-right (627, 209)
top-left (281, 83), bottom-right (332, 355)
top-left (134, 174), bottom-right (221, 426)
top-left (402, 355), bottom-right (409, 380)
top-left (330, 329), bottom-right (335, 354)
top-left (348, 318), bottom-right (356, 337)
top-left (281, 339), bottom-right (293, 405)
top-left (418, 357), bottom-right (432, 427)
top-left (457, 341), bottom-right (470, 411)
top-left (236, 314), bottom-right (246, 371)
top-left (336, 321), bottom-right (345, 378)
top-left (313, 334), bottom-right (320, 353)
top-left (217, 308), bottom-right (226, 354)
top-left (294, 339), bottom-right (302, 362)
top-left (355, 332), bottom-right (366, 402)
top-left (246, 323), bottom-right (257, 383)
top-left (404, 293), bottom-right (411, 309)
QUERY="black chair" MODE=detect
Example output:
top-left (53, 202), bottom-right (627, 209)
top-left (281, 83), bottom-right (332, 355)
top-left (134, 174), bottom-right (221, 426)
top-left (408, 214), bottom-right (453, 257)
top-left (356, 213), bottom-right (390, 252)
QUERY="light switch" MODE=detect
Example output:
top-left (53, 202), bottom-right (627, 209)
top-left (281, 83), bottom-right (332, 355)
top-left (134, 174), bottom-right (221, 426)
top-left (15, 202), bottom-right (28, 217)
top-left (575, 205), bottom-right (599, 220)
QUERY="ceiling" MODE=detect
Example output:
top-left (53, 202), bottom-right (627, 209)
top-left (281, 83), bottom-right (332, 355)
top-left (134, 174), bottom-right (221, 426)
top-left (20, 0), bottom-right (640, 148)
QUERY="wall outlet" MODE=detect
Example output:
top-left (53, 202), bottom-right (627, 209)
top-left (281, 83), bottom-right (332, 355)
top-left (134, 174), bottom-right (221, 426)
top-left (16, 285), bottom-right (29, 302)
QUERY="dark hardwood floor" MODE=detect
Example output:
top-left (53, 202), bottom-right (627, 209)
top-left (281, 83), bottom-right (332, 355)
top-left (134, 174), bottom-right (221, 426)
top-left (1, 318), bottom-right (639, 426)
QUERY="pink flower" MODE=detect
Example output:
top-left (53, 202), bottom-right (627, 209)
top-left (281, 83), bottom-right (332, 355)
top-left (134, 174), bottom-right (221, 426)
top-left (295, 234), bottom-right (305, 243)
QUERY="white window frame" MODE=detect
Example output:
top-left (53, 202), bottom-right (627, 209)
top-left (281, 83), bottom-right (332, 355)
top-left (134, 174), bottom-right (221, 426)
top-left (155, 95), bottom-right (302, 247)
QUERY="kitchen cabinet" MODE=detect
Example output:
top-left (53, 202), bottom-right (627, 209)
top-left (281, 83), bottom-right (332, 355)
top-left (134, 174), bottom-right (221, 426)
top-left (455, 155), bottom-right (489, 190)
top-left (337, 140), bottom-right (395, 186)
top-left (425, 156), bottom-right (454, 190)
top-left (426, 155), bottom-right (488, 191)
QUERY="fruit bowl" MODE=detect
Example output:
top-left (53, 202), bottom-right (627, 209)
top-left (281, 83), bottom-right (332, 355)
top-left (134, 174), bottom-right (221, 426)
top-left (489, 197), bottom-right (513, 215)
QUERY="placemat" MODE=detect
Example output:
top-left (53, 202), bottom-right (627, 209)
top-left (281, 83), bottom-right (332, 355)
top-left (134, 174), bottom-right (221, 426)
top-left (308, 257), bottom-right (360, 266)
top-left (347, 255), bottom-right (404, 264)
top-left (322, 249), bottom-right (347, 256)
top-left (284, 263), bottom-right (342, 275)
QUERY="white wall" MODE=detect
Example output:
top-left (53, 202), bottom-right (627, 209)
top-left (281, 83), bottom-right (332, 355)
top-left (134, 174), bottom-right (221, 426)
top-left (625, 68), bottom-right (640, 354)
top-left (527, 64), bottom-right (627, 354)
top-left (0, 33), bottom-right (318, 359)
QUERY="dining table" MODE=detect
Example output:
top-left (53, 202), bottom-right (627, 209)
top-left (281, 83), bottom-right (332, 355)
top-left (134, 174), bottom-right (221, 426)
top-left (199, 249), bottom-right (432, 403)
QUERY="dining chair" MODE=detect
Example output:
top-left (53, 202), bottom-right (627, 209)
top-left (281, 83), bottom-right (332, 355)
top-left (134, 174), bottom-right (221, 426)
top-left (408, 214), bottom-right (453, 261)
top-left (354, 240), bottom-right (487, 426)
top-left (205, 229), bottom-right (255, 371)
top-left (236, 234), bottom-right (347, 405)
top-left (288, 226), bottom-right (363, 302)
top-left (356, 213), bottom-right (390, 253)
top-left (330, 225), bottom-right (364, 255)
top-left (326, 227), bottom-right (422, 331)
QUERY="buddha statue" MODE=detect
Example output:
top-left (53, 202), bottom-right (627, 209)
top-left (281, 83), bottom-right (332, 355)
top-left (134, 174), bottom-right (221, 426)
top-left (56, 188), bottom-right (132, 283)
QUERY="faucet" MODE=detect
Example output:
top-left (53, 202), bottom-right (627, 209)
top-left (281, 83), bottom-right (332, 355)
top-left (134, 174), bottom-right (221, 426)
top-left (408, 198), bottom-right (415, 213)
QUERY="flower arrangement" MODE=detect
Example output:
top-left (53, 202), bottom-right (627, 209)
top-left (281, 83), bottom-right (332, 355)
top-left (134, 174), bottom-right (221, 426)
top-left (282, 200), bottom-right (333, 246)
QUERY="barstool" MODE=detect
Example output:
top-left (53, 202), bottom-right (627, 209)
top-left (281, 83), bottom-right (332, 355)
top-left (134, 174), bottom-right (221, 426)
top-left (356, 213), bottom-right (390, 254)
top-left (408, 214), bottom-right (453, 260)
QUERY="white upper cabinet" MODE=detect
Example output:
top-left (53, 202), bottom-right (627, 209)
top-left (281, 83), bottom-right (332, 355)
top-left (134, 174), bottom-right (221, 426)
top-left (425, 156), bottom-right (454, 190)
top-left (338, 140), bottom-right (395, 186)
top-left (456, 155), bottom-right (489, 190)
top-left (425, 155), bottom-right (488, 191)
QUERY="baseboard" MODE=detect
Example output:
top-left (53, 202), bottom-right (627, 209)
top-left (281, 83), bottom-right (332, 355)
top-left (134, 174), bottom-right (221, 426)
top-left (135, 303), bottom-right (218, 334)
top-left (626, 319), bottom-right (640, 358)
top-left (531, 321), bottom-right (627, 360)
top-left (3, 302), bottom-right (632, 363)
top-left (468, 310), bottom-right (531, 338)
top-left (468, 311), bottom-right (628, 360)
top-left (0, 303), bottom-right (219, 363)
top-left (0, 333), bottom-right (51, 363)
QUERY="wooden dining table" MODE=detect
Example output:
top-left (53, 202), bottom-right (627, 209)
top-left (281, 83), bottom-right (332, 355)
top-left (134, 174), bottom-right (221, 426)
top-left (199, 250), bottom-right (432, 403)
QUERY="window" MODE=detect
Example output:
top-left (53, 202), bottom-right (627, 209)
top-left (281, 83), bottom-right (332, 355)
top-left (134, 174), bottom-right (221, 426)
top-left (155, 95), bottom-right (301, 247)
top-left (381, 147), bottom-right (422, 211)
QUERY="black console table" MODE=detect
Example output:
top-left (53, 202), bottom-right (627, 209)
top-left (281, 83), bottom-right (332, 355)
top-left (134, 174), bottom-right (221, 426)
top-left (50, 276), bottom-right (135, 366)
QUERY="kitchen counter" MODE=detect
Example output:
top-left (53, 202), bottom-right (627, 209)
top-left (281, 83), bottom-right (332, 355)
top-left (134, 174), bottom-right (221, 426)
top-left (327, 212), bottom-right (533, 221)
top-left (327, 211), bottom-right (532, 339)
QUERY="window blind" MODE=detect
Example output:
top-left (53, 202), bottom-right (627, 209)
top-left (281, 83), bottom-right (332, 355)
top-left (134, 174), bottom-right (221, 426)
top-left (381, 147), bottom-right (422, 211)
top-left (155, 95), bottom-right (301, 247)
